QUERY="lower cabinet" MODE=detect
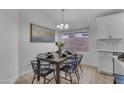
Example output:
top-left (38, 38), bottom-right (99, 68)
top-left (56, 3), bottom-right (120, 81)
top-left (98, 51), bottom-right (113, 75)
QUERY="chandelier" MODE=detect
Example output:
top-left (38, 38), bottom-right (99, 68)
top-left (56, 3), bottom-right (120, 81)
top-left (57, 9), bottom-right (69, 30)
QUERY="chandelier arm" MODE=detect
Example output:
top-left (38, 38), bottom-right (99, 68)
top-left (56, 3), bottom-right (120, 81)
top-left (57, 9), bottom-right (69, 30)
top-left (61, 9), bottom-right (64, 24)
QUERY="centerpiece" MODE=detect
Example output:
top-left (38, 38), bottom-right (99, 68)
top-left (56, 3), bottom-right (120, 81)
top-left (55, 41), bottom-right (64, 56)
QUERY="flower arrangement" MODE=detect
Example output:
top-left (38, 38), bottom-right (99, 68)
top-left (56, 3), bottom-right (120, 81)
top-left (55, 41), bottom-right (64, 48)
top-left (55, 41), bottom-right (64, 55)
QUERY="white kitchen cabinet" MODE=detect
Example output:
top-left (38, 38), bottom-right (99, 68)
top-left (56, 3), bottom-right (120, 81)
top-left (96, 16), bottom-right (110, 39)
top-left (97, 13), bottom-right (124, 39)
top-left (110, 13), bottom-right (124, 39)
top-left (98, 51), bottom-right (113, 75)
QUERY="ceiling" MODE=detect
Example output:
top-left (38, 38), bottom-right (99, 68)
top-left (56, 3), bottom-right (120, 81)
top-left (41, 9), bottom-right (123, 31)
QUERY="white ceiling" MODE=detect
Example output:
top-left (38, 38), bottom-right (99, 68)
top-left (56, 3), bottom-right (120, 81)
top-left (41, 9), bottom-right (123, 31)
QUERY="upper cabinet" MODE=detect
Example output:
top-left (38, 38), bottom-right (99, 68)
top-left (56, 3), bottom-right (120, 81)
top-left (110, 13), bottom-right (124, 39)
top-left (96, 13), bottom-right (124, 39)
top-left (96, 16), bottom-right (110, 39)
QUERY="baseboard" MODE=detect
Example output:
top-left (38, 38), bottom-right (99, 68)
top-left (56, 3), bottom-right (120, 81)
top-left (0, 79), bottom-right (10, 84)
top-left (0, 70), bottom-right (32, 84)
top-left (98, 70), bottom-right (113, 76)
top-left (0, 75), bottom-right (19, 84)
top-left (81, 64), bottom-right (98, 69)
top-left (11, 69), bottom-right (32, 84)
top-left (19, 69), bottom-right (32, 78)
top-left (10, 69), bottom-right (32, 84)
top-left (10, 75), bottom-right (19, 84)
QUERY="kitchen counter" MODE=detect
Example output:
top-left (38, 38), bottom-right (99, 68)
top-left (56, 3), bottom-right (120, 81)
top-left (97, 49), bottom-right (124, 53)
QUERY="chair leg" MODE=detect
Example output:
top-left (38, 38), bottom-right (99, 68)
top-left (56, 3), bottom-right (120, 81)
top-left (52, 64), bottom-right (55, 69)
top-left (114, 79), bottom-right (116, 84)
top-left (69, 73), bottom-right (73, 84)
top-left (76, 68), bottom-right (80, 80)
top-left (43, 77), bottom-right (46, 84)
top-left (53, 72), bottom-right (57, 83)
top-left (65, 72), bottom-right (68, 78)
top-left (75, 70), bottom-right (79, 82)
top-left (32, 74), bottom-right (35, 84)
top-left (79, 65), bottom-right (83, 72)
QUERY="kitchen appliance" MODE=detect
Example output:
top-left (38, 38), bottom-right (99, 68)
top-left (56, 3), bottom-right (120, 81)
top-left (113, 52), bottom-right (124, 76)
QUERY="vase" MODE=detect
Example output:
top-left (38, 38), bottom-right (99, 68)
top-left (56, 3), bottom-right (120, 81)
top-left (58, 47), bottom-right (62, 56)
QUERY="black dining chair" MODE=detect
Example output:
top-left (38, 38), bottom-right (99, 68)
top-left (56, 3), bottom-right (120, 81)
top-left (72, 54), bottom-right (83, 72)
top-left (31, 60), bottom-right (56, 84)
top-left (76, 54), bottom-right (83, 72)
top-left (60, 56), bottom-right (82, 84)
top-left (67, 54), bottom-right (83, 71)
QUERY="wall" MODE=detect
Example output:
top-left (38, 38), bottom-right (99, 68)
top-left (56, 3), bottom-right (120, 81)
top-left (84, 20), bottom-right (98, 67)
top-left (18, 10), bottom-right (58, 74)
top-left (0, 10), bottom-right (18, 83)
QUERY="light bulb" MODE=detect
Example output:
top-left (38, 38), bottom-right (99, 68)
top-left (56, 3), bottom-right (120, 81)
top-left (57, 25), bottom-right (60, 28)
top-left (60, 23), bottom-right (64, 27)
top-left (57, 23), bottom-right (69, 29)
top-left (64, 24), bottom-right (69, 29)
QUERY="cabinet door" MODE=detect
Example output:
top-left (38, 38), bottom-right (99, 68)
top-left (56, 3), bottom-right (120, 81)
top-left (110, 13), bottom-right (124, 39)
top-left (96, 16), bottom-right (110, 39)
top-left (99, 52), bottom-right (113, 74)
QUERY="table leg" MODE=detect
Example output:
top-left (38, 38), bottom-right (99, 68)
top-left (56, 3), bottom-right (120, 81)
top-left (56, 63), bottom-right (60, 84)
top-left (37, 59), bottom-right (40, 81)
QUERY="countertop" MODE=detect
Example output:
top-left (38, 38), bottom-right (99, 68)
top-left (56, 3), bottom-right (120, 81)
top-left (96, 49), bottom-right (124, 53)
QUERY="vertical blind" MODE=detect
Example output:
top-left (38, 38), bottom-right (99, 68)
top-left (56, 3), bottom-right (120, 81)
top-left (62, 32), bottom-right (89, 52)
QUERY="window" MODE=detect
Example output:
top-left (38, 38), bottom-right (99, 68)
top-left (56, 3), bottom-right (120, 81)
top-left (62, 34), bottom-right (74, 50)
top-left (62, 31), bottom-right (89, 52)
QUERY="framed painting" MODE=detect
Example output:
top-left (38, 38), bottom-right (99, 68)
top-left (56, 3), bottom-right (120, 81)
top-left (30, 23), bottom-right (55, 43)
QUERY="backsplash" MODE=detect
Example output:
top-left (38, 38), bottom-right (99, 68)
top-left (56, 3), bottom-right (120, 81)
top-left (96, 39), bottom-right (124, 51)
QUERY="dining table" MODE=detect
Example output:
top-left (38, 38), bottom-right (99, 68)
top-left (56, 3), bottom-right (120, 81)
top-left (36, 52), bottom-right (73, 84)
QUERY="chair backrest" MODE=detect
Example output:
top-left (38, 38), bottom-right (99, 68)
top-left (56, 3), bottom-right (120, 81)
top-left (31, 60), bottom-right (39, 75)
top-left (68, 54), bottom-right (83, 63)
top-left (76, 54), bottom-right (83, 64)
top-left (31, 59), bottom-right (52, 75)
